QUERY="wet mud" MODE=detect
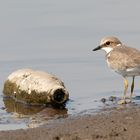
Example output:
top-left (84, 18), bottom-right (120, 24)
top-left (1, 101), bottom-right (140, 140)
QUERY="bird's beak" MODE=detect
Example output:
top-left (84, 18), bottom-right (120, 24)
top-left (92, 45), bottom-right (101, 51)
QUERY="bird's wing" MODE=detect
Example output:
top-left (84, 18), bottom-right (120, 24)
top-left (108, 46), bottom-right (140, 70)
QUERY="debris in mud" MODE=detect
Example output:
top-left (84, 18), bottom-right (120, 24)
top-left (134, 96), bottom-right (140, 100)
top-left (3, 69), bottom-right (69, 107)
top-left (101, 96), bottom-right (118, 104)
top-left (100, 95), bottom-right (140, 106)
top-left (109, 96), bottom-right (117, 102)
top-left (101, 98), bottom-right (106, 103)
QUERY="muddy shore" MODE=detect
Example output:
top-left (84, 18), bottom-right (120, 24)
top-left (0, 103), bottom-right (140, 140)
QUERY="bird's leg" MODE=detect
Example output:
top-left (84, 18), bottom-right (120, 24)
top-left (130, 76), bottom-right (135, 101)
top-left (123, 78), bottom-right (128, 100)
top-left (118, 77), bottom-right (128, 104)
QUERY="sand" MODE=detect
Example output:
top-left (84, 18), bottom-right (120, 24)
top-left (0, 103), bottom-right (140, 140)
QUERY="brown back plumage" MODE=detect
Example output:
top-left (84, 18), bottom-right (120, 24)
top-left (107, 45), bottom-right (140, 70)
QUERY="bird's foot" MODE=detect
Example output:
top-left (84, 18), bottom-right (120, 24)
top-left (117, 99), bottom-right (127, 105)
top-left (117, 98), bottom-right (132, 105)
top-left (126, 98), bottom-right (132, 103)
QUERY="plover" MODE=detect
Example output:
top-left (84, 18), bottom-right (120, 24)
top-left (93, 36), bottom-right (140, 104)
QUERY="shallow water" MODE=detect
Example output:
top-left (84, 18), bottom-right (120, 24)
top-left (1, 0), bottom-right (140, 130)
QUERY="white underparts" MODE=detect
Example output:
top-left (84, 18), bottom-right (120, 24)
top-left (101, 47), bottom-right (113, 54)
top-left (116, 44), bottom-right (121, 47)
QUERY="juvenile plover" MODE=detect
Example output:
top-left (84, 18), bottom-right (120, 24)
top-left (93, 36), bottom-right (140, 104)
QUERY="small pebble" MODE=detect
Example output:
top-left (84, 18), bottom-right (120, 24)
top-left (109, 96), bottom-right (117, 102)
top-left (101, 98), bottom-right (106, 103)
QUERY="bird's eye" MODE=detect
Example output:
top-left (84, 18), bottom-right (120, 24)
top-left (106, 41), bottom-right (110, 45)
